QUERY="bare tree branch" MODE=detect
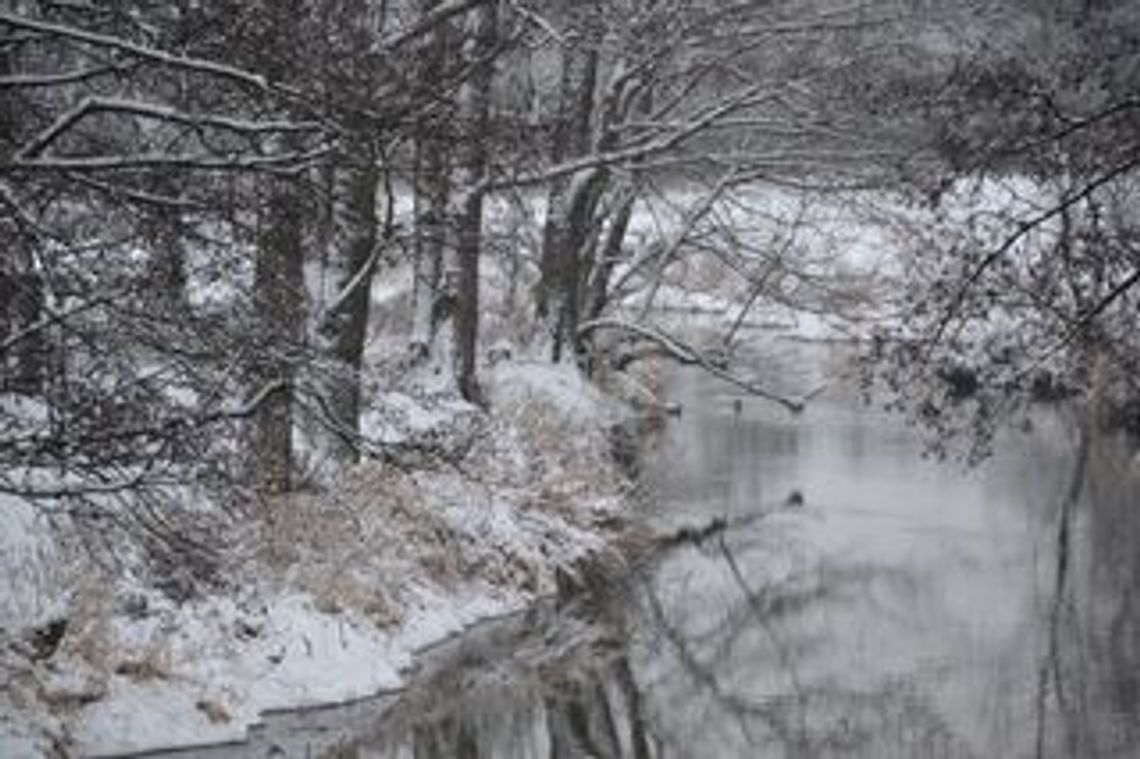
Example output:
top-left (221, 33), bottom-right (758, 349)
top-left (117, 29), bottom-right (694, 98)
top-left (381, 0), bottom-right (493, 49)
top-left (488, 85), bottom-right (776, 190)
top-left (926, 153), bottom-right (1140, 358)
top-left (0, 11), bottom-right (284, 94)
top-left (16, 96), bottom-right (325, 160)
top-left (0, 64), bottom-right (128, 88)
top-left (578, 317), bottom-right (806, 413)
top-left (4, 145), bottom-right (333, 172)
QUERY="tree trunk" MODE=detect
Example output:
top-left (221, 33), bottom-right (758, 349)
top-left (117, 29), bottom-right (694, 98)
top-left (318, 150), bottom-right (379, 463)
top-left (250, 175), bottom-right (305, 493)
top-left (582, 77), bottom-right (652, 332)
top-left (0, 44), bottom-right (45, 396)
top-left (141, 177), bottom-right (189, 315)
top-left (411, 135), bottom-right (451, 362)
top-left (584, 182), bottom-right (637, 324)
top-left (449, 2), bottom-right (496, 403)
top-left (0, 267), bottom-right (45, 396)
top-left (410, 1), bottom-right (453, 363)
top-left (537, 19), bottom-right (603, 363)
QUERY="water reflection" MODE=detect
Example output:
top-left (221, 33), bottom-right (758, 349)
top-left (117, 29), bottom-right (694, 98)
top-left (128, 344), bottom-right (1140, 758)
top-left (638, 347), bottom-right (1140, 758)
top-left (1055, 431), bottom-right (1140, 758)
top-left (289, 588), bottom-right (656, 759)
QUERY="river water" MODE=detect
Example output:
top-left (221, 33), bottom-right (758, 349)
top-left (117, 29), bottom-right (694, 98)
top-left (129, 341), bottom-right (1140, 758)
top-left (636, 341), bottom-right (1137, 759)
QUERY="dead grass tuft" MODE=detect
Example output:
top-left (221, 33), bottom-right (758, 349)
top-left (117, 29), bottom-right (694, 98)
top-left (243, 462), bottom-right (469, 627)
top-left (58, 578), bottom-right (112, 672)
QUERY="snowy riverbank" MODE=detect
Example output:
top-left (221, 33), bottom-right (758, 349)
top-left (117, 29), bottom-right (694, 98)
top-left (0, 361), bottom-right (645, 757)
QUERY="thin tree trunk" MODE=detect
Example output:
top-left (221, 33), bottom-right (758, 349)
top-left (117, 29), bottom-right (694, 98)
top-left (142, 177), bottom-right (189, 315)
top-left (582, 79), bottom-right (653, 333)
top-left (537, 21), bottom-right (601, 363)
top-left (614, 656), bottom-right (654, 759)
top-left (449, 1), bottom-right (496, 403)
top-left (0, 266), bottom-right (45, 396)
top-left (557, 167), bottom-right (607, 362)
top-left (410, 1), bottom-right (453, 363)
top-left (318, 150), bottom-right (379, 463)
top-left (411, 135), bottom-right (450, 361)
top-left (0, 46), bottom-right (45, 396)
top-left (585, 183), bottom-right (636, 324)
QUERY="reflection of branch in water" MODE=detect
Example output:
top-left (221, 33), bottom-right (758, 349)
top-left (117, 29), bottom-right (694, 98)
top-left (717, 533), bottom-right (810, 749)
top-left (613, 656), bottom-right (655, 759)
top-left (1035, 409), bottom-right (1090, 759)
top-left (318, 582), bottom-right (660, 759)
top-left (696, 559), bottom-right (917, 673)
top-left (641, 575), bottom-right (801, 751)
top-left (547, 687), bottom-right (608, 759)
top-left (643, 521), bottom-right (972, 758)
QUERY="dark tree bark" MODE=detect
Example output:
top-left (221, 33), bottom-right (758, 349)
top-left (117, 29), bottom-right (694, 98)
top-left (0, 40), bottom-right (45, 396)
top-left (0, 267), bottom-right (46, 396)
top-left (537, 9), bottom-right (604, 363)
top-left (411, 132), bottom-right (451, 361)
top-left (449, 1), bottom-right (496, 403)
top-left (410, 1), bottom-right (454, 363)
top-left (319, 150), bottom-right (380, 463)
top-left (250, 174), bottom-right (305, 493)
top-left (584, 182), bottom-right (636, 325)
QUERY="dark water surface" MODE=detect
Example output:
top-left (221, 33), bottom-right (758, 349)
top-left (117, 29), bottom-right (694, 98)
top-left (128, 342), bottom-right (1140, 758)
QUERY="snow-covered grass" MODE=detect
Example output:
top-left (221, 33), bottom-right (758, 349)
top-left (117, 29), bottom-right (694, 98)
top-left (0, 359), bottom-right (638, 757)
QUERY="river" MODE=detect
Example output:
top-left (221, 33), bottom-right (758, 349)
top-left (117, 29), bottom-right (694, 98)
top-left (123, 340), bottom-right (1140, 758)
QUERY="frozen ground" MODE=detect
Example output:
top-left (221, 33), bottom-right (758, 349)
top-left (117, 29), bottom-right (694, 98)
top-left (0, 360), bottom-right (638, 757)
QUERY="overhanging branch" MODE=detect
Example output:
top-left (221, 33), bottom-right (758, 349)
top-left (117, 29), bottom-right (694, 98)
top-left (926, 154), bottom-right (1140, 358)
top-left (579, 317), bottom-right (806, 413)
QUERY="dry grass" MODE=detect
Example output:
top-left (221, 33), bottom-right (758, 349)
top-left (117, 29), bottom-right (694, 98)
top-left (57, 578), bottom-right (112, 673)
top-left (238, 463), bottom-right (470, 628)
top-left (235, 372), bottom-right (636, 628)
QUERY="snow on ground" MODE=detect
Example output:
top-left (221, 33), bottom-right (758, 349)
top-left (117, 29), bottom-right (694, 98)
top-left (0, 360), bottom-right (638, 757)
top-left (68, 593), bottom-right (406, 753)
top-left (0, 496), bottom-right (69, 632)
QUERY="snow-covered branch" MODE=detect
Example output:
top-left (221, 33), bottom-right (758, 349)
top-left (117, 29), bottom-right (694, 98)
top-left (578, 317), bottom-right (806, 413)
top-left (928, 153), bottom-right (1140, 355)
top-left (489, 85), bottom-right (775, 190)
top-left (5, 145), bottom-right (333, 173)
top-left (0, 64), bottom-right (127, 88)
top-left (635, 169), bottom-right (739, 319)
top-left (16, 97), bottom-right (325, 160)
top-left (316, 243), bottom-right (383, 334)
top-left (505, 0), bottom-right (565, 43)
top-left (0, 12), bottom-right (286, 95)
top-left (0, 293), bottom-right (122, 355)
top-left (209, 379), bottom-right (291, 422)
top-left (381, 0), bottom-right (492, 49)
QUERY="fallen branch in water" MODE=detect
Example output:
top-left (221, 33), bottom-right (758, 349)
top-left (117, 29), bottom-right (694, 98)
top-left (651, 492), bottom-right (805, 553)
top-left (657, 516), bottom-right (728, 549)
